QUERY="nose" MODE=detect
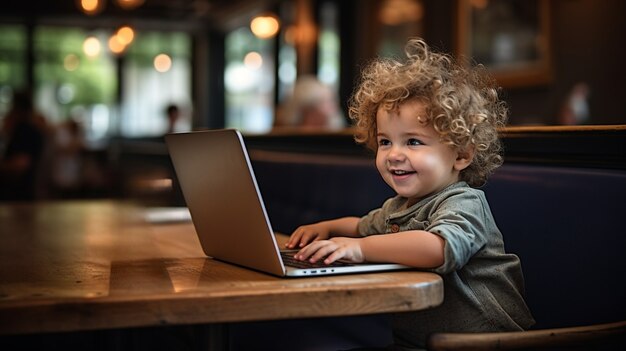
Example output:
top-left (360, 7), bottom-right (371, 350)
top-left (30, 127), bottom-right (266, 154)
top-left (387, 145), bottom-right (406, 163)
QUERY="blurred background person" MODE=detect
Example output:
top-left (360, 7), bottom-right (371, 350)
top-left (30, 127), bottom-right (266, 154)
top-left (0, 90), bottom-right (49, 201)
top-left (50, 118), bottom-right (86, 198)
top-left (559, 82), bottom-right (591, 125)
top-left (275, 75), bottom-right (346, 131)
top-left (164, 104), bottom-right (182, 134)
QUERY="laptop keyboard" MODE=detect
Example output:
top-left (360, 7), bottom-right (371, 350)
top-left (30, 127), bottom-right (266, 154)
top-left (280, 251), bottom-right (351, 268)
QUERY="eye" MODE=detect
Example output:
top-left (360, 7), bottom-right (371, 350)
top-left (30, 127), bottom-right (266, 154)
top-left (378, 138), bottom-right (390, 146)
top-left (407, 138), bottom-right (422, 146)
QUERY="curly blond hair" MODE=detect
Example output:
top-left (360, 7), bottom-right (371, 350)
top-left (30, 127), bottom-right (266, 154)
top-left (348, 38), bottom-right (508, 187)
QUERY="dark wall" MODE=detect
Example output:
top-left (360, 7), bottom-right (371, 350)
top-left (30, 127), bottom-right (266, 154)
top-left (505, 0), bottom-right (626, 126)
top-left (548, 0), bottom-right (626, 125)
top-left (339, 0), bottom-right (626, 126)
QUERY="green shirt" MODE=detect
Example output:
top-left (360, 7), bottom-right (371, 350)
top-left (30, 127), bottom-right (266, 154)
top-left (358, 182), bottom-right (535, 350)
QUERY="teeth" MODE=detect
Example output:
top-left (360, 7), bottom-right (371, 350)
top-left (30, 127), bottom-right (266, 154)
top-left (392, 170), bottom-right (409, 175)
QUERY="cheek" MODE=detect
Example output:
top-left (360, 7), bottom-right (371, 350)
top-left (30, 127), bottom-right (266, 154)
top-left (415, 152), bottom-right (449, 173)
top-left (375, 152), bottom-right (386, 173)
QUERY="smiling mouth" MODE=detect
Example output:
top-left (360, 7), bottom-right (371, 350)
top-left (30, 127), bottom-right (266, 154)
top-left (391, 170), bottom-right (416, 176)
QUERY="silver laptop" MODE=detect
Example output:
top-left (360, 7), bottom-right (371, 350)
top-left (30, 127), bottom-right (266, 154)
top-left (165, 129), bottom-right (409, 277)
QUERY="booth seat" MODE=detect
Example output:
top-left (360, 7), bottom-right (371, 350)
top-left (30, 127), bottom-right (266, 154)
top-left (249, 150), bottom-right (626, 331)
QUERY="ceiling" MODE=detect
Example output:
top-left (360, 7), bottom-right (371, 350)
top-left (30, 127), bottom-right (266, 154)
top-left (1, 0), bottom-right (277, 31)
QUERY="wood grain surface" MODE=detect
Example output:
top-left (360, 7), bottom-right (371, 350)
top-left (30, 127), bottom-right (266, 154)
top-left (0, 201), bottom-right (443, 335)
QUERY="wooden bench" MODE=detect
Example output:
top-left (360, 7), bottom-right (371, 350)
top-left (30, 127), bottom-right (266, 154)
top-left (243, 126), bottom-right (626, 348)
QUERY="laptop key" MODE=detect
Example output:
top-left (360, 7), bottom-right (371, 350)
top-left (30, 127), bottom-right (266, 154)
top-left (280, 252), bottom-right (352, 268)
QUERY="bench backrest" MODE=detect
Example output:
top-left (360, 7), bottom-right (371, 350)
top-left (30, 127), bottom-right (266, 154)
top-left (483, 164), bottom-right (626, 329)
top-left (251, 151), bottom-right (626, 329)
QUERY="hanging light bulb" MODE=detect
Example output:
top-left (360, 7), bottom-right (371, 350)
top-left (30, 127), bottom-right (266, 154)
top-left (78, 0), bottom-right (105, 15)
top-left (83, 36), bottom-right (102, 58)
top-left (108, 35), bottom-right (126, 54)
top-left (116, 26), bottom-right (135, 45)
top-left (115, 0), bottom-right (145, 10)
top-left (250, 13), bottom-right (280, 39)
top-left (108, 25), bottom-right (135, 55)
top-left (154, 54), bottom-right (172, 73)
top-left (244, 51), bottom-right (263, 70)
top-left (63, 54), bottom-right (80, 71)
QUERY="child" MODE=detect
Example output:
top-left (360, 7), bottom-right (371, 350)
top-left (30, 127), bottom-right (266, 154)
top-left (285, 38), bottom-right (535, 350)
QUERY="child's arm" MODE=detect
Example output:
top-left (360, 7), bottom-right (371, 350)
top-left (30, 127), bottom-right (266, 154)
top-left (295, 230), bottom-right (445, 268)
top-left (285, 217), bottom-right (361, 249)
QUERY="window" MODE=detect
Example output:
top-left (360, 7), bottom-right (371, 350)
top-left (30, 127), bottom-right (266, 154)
top-left (224, 27), bottom-right (276, 133)
top-left (318, 1), bottom-right (340, 92)
top-left (121, 31), bottom-right (192, 137)
top-left (34, 26), bottom-right (117, 140)
top-left (0, 25), bottom-right (27, 118)
top-left (1, 26), bottom-right (194, 140)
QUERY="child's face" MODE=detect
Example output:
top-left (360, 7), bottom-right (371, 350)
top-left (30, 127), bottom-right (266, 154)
top-left (375, 99), bottom-right (469, 205)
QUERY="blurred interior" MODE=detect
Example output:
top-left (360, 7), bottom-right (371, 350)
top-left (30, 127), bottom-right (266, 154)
top-left (0, 0), bottom-right (625, 203)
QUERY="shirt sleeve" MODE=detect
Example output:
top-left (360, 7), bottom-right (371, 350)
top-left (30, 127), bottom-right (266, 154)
top-left (426, 190), bottom-right (490, 274)
top-left (357, 197), bottom-right (396, 236)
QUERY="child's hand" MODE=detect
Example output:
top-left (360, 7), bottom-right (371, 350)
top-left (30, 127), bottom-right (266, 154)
top-left (294, 237), bottom-right (365, 265)
top-left (285, 223), bottom-right (331, 249)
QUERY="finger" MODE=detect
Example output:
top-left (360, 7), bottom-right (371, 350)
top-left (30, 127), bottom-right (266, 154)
top-left (285, 230), bottom-right (303, 248)
top-left (295, 241), bottom-right (325, 260)
top-left (287, 227), bottom-right (315, 248)
top-left (298, 231), bottom-right (321, 247)
top-left (324, 248), bottom-right (348, 264)
top-left (308, 242), bottom-right (339, 263)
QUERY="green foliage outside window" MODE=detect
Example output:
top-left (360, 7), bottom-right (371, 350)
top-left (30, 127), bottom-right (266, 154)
top-left (125, 31), bottom-right (190, 66)
top-left (34, 26), bottom-right (117, 109)
top-left (0, 25), bottom-right (27, 116)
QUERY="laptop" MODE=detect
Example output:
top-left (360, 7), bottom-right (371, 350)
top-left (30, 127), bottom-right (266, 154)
top-left (165, 129), bottom-right (410, 277)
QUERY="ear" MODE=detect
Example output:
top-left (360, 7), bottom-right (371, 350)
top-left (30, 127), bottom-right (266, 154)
top-left (453, 146), bottom-right (474, 171)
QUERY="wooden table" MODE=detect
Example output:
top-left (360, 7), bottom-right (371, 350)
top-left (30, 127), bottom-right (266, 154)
top-left (0, 200), bottom-right (443, 347)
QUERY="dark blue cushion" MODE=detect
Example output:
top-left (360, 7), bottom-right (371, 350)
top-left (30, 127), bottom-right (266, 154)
top-left (483, 164), bottom-right (626, 329)
top-left (252, 155), bottom-right (393, 233)
top-left (251, 153), bottom-right (626, 329)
